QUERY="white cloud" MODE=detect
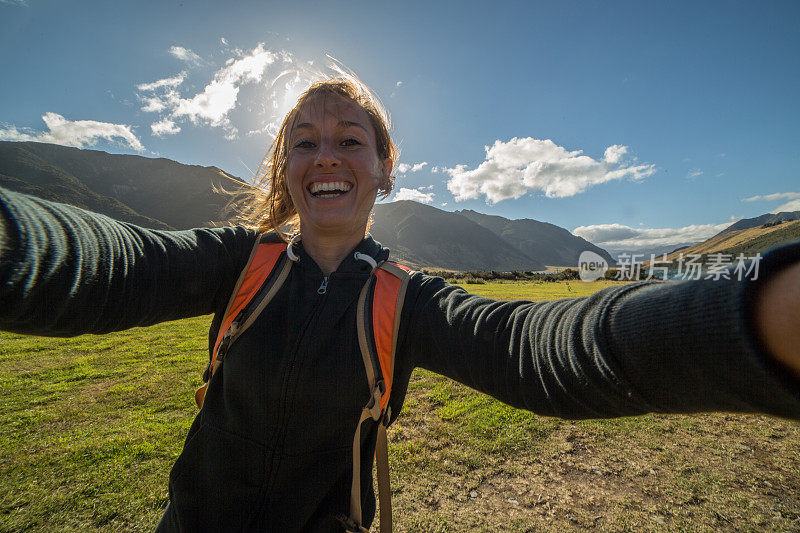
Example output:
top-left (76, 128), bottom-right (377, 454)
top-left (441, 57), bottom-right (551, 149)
top-left (444, 137), bottom-right (656, 203)
top-left (573, 221), bottom-right (731, 255)
top-left (137, 73), bottom-right (185, 117)
top-left (742, 192), bottom-right (800, 202)
top-left (395, 161), bottom-right (428, 175)
top-left (140, 95), bottom-right (168, 113)
top-left (137, 73), bottom-right (185, 92)
top-left (393, 187), bottom-right (435, 204)
top-left (603, 144), bottom-right (627, 165)
top-left (440, 202), bottom-right (448, 207)
top-left (169, 46), bottom-right (204, 66)
top-left (138, 43), bottom-right (317, 139)
top-left (775, 199), bottom-right (800, 212)
top-left (220, 37), bottom-right (228, 45)
top-left (687, 168), bottom-right (703, 179)
top-left (0, 112), bottom-right (144, 151)
top-left (742, 192), bottom-right (800, 213)
top-left (173, 78), bottom-right (242, 124)
top-left (172, 44), bottom-right (279, 124)
top-left (151, 118), bottom-right (180, 136)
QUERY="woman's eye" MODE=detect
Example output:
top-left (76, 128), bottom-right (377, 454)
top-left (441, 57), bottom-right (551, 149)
top-left (341, 138), bottom-right (361, 147)
top-left (294, 140), bottom-right (315, 149)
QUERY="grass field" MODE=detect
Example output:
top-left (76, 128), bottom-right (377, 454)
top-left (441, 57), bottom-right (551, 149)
top-left (0, 280), bottom-right (798, 531)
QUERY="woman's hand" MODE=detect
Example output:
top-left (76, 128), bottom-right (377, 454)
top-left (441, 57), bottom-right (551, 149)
top-left (753, 260), bottom-right (800, 378)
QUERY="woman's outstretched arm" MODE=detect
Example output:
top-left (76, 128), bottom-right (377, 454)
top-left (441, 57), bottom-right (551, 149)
top-left (0, 187), bottom-right (258, 336)
top-left (400, 242), bottom-right (800, 421)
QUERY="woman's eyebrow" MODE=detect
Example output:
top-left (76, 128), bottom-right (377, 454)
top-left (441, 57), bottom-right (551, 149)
top-left (292, 121), bottom-right (366, 132)
top-left (339, 120), bottom-right (368, 132)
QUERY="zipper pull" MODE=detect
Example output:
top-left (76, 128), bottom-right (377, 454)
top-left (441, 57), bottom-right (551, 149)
top-left (317, 276), bottom-right (329, 295)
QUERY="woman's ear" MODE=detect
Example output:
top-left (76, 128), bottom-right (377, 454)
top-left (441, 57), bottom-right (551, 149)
top-left (382, 158), bottom-right (393, 180)
top-left (380, 158), bottom-right (394, 190)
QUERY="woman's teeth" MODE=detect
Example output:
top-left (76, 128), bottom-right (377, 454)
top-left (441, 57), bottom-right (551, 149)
top-left (309, 181), bottom-right (352, 197)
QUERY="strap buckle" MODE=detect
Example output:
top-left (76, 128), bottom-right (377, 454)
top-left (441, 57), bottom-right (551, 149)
top-left (365, 380), bottom-right (386, 421)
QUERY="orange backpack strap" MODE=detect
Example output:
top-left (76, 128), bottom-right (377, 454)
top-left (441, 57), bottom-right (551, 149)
top-left (347, 260), bottom-right (412, 533)
top-left (195, 237), bottom-right (292, 409)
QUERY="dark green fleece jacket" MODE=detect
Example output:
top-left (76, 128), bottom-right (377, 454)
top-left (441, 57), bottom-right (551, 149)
top-left (1, 187), bottom-right (799, 531)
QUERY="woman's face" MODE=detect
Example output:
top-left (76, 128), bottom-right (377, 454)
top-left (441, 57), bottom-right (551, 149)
top-left (286, 95), bottom-right (392, 240)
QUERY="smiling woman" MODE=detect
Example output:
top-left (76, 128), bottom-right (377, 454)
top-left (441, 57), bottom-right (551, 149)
top-left (236, 75), bottom-right (397, 275)
top-left (0, 71), bottom-right (799, 533)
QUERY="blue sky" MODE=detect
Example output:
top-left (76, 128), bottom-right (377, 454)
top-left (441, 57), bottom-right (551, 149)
top-left (1, 0), bottom-right (798, 255)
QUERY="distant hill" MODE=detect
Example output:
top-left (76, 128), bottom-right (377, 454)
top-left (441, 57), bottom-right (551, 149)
top-left (716, 220), bottom-right (800, 257)
top-left (716, 211), bottom-right (800, 236)
top-left (0, 141), bottom-right (615, 271)
top-left (457, 209), bottom-right (614, 266)
top-left (371, 201), bottom-right (547, 271)
top-left (653, 219), bottom-right (800, 263)
top-left (0, 143), bottom-right (172, 229)
top-left (0, 142), bottom-right (248, 229)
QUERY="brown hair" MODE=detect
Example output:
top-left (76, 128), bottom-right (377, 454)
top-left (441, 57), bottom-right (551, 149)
top-left (234, 72), bottom-right (398, 240)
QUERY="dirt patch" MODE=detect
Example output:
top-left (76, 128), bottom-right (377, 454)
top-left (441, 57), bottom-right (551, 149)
top-left (386, 385), bottom-right (800, 532)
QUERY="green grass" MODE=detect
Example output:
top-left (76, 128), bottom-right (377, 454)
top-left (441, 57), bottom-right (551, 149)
top-left (0, 317), bottom-right (209, 531)
top-left (0, 281), bottom-right (798, 531)
top-left (450, 278), bottom-right (628, 300)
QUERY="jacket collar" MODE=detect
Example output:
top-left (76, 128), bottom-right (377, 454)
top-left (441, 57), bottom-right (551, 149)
top-left (291, 234), bottom-right (389, 277)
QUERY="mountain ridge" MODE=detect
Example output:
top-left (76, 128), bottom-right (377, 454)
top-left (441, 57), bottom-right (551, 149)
top-left (653, 219), bottom-right (800, 263)
top-left (1, 142), bottom-right (249, 229)
top-left (2, 141), bottom-right (616, 270)
top-left (0, 143), bottom-right (174, 229)
top-left (716, 211), bottom-right (800, 236)
top-left (457, 209), bottom-right (614, 266)
top-left (371, 201), bottom-right (547, 271)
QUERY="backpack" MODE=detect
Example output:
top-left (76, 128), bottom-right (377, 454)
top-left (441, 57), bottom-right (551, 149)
top-left (194, 235), bottom-right (411, 533)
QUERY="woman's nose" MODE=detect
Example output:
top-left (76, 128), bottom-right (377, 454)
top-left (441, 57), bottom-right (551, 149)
top-left (314, 141), bottom-right (340, 168)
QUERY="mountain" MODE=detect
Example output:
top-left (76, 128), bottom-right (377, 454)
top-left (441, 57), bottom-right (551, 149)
top-left (0, 143), bottom-right (172, 229)
top-left (654, 218), bottom-right (800, 263)
top-left (457, 209), bottom-right (614, 267)
top-left (0, 141), bottom-right (612, 271)
top-left (0, 142), bottom-right (248, 229)
top-left (719, 220), bottom-right (800, 257)
top-left (716, 211), bottom-right (800, 236)
top-left (371, 201), bottom-right (546, 271)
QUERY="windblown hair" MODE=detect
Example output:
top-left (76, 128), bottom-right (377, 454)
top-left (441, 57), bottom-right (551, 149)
top-left (233, 72), bottom-right (398, 240)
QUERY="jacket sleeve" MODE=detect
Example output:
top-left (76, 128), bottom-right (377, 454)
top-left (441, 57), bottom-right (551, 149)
top-left (401, 242), bottom-right (800, 420)
top-left (0, 187), bottom-right (259, 336)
